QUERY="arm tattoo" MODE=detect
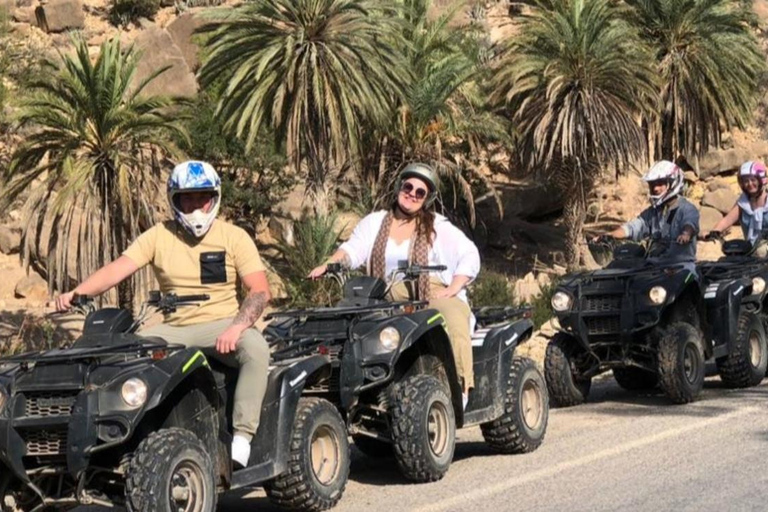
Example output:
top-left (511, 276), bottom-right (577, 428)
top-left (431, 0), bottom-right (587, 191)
top-left (233, 291), bottom-right (268, 327)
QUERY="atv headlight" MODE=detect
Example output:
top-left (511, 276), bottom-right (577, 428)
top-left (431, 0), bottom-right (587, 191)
top-left (121, 378), bottom-right (147, 408)
top-left (752, 277), bottom-right (766, 295)
top-left (551, 291), bottom-right (572, 312)
top-left (648, 286), bottom-right (667, 305)
top-left (379, 327), bottom-right (401, 351)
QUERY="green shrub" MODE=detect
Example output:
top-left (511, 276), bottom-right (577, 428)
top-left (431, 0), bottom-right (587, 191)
top-left (530, 281), bottom-right (559, 330)
top-left (109, 0), bottom-right (160, 27)
top-left (276, 212), bottom-right (347, 308)
top-left (468, 270), bottom-right (514, 308)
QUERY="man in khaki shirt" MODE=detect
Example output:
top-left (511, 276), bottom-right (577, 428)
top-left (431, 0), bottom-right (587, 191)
top-left (55, 161), bottom-right (271, 468)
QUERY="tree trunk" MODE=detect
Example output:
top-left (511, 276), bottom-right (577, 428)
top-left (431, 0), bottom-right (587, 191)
top-left (562, 192), bottom-right (586, 270)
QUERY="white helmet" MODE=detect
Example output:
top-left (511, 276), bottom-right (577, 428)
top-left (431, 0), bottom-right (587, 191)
top-left (167, 161), bottom-right (221, 238)
top-left (642, 160), bottom-right (684, 208)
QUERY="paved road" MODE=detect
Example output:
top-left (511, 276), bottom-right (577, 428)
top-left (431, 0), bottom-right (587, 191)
top-left (219, 375), bottom-right (768, 512)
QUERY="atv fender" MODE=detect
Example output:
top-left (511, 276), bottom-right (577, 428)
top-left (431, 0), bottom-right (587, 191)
top-left (704, 277), bottom-right (752, 359)
top-left (347, 309), bottom-right (462, 419)
top-left (231, 354), bottom-right (331, 488)
top-left (465, 319), bottom-right (534, 425)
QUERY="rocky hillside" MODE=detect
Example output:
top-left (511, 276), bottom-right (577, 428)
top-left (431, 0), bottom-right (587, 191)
top-left (2, 1), bottom-right (768, 361)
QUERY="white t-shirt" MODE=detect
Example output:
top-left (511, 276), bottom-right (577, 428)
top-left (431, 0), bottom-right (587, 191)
top-left (385, 239), bottom-right (411, 280)
top-left (338, 210), bottom-right (481, 303)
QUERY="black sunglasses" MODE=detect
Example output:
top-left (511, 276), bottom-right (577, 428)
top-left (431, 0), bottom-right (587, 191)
top-left (400, 181), bottom-right (428, 200)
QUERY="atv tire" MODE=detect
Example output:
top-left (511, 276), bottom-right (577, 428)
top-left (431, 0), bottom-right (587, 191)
top-left (126, 428), bottom-right (217, 512)
top-left (353, 436), bottom-right (393, 458)
top-left (266, 398), bottom-right (349, 512)
top-left (613, 367), bottom-right (659, 391)
top-left (717, 311), bottom-right (768, 388)
top-left (481, 356), bottom-right (548, 453)
top-left (391, 374), bottom-right (455, 483)
top-left (657, 322), bottom-right (705, 404)
top-left (545, 333), bottom-right (592, 407)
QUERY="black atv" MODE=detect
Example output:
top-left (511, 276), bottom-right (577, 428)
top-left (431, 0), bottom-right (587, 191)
top-left (697, 232), bottom-right (768, 387)
top-left (546, 235), bottom-right (710, 406)
top-left (0, 292), bottom-right (349, 512)
top-left (264, 263), bottom-right (548, 484)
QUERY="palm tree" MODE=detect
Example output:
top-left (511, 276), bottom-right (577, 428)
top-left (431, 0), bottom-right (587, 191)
top-left (492, 0), bottom-right (658, 267)
top-left (0, 37), bottom-right (187, 308)
top-left (625, 0), bottom-right (764, 160)
top-left (198, 0), bottom-right (408, 214)
top-left (353, 0), bottom-right (506, 225)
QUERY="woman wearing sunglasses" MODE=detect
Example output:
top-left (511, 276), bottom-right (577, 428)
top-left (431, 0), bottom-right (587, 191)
top-left (309, 162), bottom-right (481, 404)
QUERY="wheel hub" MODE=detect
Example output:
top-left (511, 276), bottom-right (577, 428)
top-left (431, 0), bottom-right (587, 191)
top-left (427, 401), bottom-right (450, 457)
top-left (311, 425), bottom-right (341, 486)
top-left (168, 461), bottom-right (206, 512)
top-left (683, 343), bottom-right (700, 384)
top-left (749, 331), bottom-right (762, 368)
top-left (521, 379), bottom-right (544, 429)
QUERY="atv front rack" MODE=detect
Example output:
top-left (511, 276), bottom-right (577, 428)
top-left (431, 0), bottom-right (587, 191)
top-left (0, 340), bottom-right (183, 364)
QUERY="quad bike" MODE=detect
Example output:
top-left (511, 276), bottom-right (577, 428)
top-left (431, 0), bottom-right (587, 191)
top-left (0, 292), bottom-right (349, 512)
top-left (264, 263), bottom-right (548, 483)
top-left (697, 231), bottom-right (768, 387)
top-left (546, 235), bottom-right (711, 406)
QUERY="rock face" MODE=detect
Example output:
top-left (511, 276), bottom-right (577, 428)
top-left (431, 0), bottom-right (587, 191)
top-left (35, 0), bottom-right (85, 33)
top-left (701, 187), bottom-right (737, 215)
top-left (133, 24), bottom-right (198, 98)
top-left (0, 226), bottom-right (21, 255)
top-left (14, 272), bottom-right (48, 300)
top-left (699, 206), bottom-right (724, 233)
top-left (167, 12), bottom-right (205, 72)
top-left (698, 141), bottom-right (768, 178)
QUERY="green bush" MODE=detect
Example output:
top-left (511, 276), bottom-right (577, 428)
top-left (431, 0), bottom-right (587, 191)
top-left (530, 281), bottom-right (559, 330)
top-left (468, 270), bottom-right (514, 308)
top-left (276, 212), bottom-right (347, 308)
top-left (109, 0), bottom-right (160, 27)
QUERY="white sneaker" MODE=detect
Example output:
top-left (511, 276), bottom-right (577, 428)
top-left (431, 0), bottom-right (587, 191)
top-left (462, 392), bottom-right (469, 411)
top-left (231, 435), bottom-right (251, 468)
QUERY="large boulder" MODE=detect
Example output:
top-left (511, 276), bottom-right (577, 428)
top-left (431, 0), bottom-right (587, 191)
top-left (699, 206), bottom-right (724, 233)
top-left (132, 24), bottom-right (198, 98)
top-left (701, 187), bottom-right (737, 215)
top-left (14, 272), bottom-right (48, 301)
top-left (698, 141), bottom-right (768, 179)
top-left (35, 0), bottom-right (85, 33)
top-left (167, 12), bottom-right (205, 71)
top-left (0, 226), bottom-right (21, 254)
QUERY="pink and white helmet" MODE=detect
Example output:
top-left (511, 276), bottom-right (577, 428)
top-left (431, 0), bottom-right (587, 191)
top-left (642, 160), bottom-right (684, 208)
top-left (738, 161), bottom-right (767, 195)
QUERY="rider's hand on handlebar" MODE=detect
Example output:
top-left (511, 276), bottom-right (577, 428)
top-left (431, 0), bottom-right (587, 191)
top-left (54, 291), bottom-right (76, 312)
top-left (308, 264), bottom-right (328, 280)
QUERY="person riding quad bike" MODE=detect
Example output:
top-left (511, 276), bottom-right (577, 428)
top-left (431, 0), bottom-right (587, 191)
top-left (549, 161), bottom-right (709, 406)
top-left (596, 160), bottom-right (699, 261)
top-left (310, 163), bottom-right (481, 406)
top-left (707, 160), bottom-right (768, 258)
top-left (54, 160), bottom-right (271, 468)
top-left (1, 292), bottom-right (349, 512)
top-left (296, 163), bottom-right (549, 482)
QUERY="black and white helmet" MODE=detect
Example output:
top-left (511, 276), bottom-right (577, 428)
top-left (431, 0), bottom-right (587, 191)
top-left (642, 160), bottom-right (684, 208)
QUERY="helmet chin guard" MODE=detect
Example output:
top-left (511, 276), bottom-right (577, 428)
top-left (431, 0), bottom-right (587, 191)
top-left (167, 161), bottom-right (222, 238)
top-left (643, 160), bottom-right (684, 208)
